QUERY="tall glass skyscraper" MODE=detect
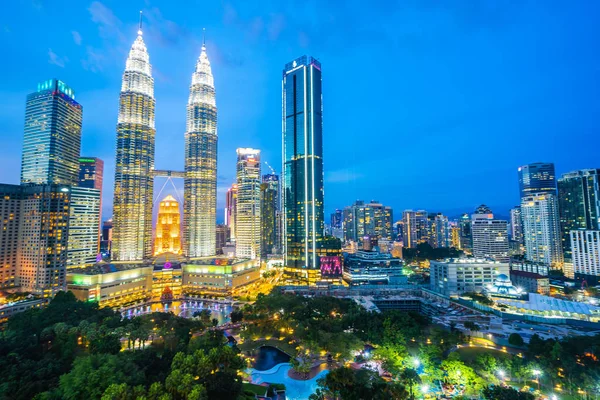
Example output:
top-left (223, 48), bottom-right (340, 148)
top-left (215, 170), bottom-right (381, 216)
top-left (557, 169), bottom-right (600, 260)
top-left (282, 56), bottom-right (324, 279)
top-left (236, 149), bottom-right (261, 259)
top-left (518, 162), bottom-right (556, 198)
top-left (21, 79), bottom-right (82, 186)
top-left (184, 40), bottom-right (217, 257)
top-left (112, 24), bottom-right (156, 261)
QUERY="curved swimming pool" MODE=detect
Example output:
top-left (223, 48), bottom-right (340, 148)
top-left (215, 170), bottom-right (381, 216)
top-left (248, 362), bottom-right (329, 400)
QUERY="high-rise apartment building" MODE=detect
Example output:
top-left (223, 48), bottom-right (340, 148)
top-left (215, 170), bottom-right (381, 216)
top-left (67, 187), bottom-right (101, 268)
top-left (571, 230), bottom-right (600, 284)
top-left (433, 214), bottom-right (450, 248)
top-left (225, 184), bottom-right (238, 242)
top-left (459, 213), bottom-right (472, 252)
top-left (236, 149), bottom-right (261, 259)
top-left (558, 169), bottom-right (600, 261)
top-left (450, 225), bottom-right (461, 249)
top-left (509, 206), bottom-right (523, 244)
top-left (471, 208), bottom-right (509, 262)
top-left (184, 39), bottom-right (218, 258)
top-left (521, 193), bottom-right (564, 269)
top-left (518, 162), bottom-right (556, 198)
top-left (402, 210), bottom-right (428, 248)
top-left (331, 210), bottom-right (343, 229)
top-left (261, 175), bottom-right (279, 256)
top-left (153, 195), bottom-right (182, 255)
top-left (21, 79), bottom-right (82, 186)
top-left (100, 219), bottom-right (113, 255)
top-left (282, 55), bottom-right (324, 277)
top-left (343, 200), bottom-right (393, 243)
top-left (0, 184), bottom-right (70, 296)
top-left (112, 25), bottom-right (155, 261)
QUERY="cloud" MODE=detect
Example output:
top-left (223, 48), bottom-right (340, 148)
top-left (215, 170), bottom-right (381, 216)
top-left (209, 43), bottom-right (244, 68)
top-left (81, 46), bottom-right (104, 72)
top-left (71, 30), bottom-right (82, 45)
top-left (48, 49), bottom-right (68, 67)
top-left (89, 1), bottom-right (125, 41)
top-left (143, 6), bottom-right (192, 47)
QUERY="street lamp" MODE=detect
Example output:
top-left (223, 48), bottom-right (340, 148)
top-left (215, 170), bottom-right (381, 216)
top-left (413, 358), bottom-right (420, 368)
top-left (420, 385), bottom-right (429, 398)
top-left (497, 369), bottom-right (505, 381)
top-left (532, 369), bottom-right (542, 391)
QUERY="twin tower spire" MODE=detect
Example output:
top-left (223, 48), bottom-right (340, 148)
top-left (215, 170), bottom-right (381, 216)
top-left (112, 13), bottom-right (217, 261)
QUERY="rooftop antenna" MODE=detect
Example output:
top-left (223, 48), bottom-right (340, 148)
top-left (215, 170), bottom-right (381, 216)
top-left (202, 27), bottom-right (206, 47)
top-left (138, 11), bottom-right (143, 35)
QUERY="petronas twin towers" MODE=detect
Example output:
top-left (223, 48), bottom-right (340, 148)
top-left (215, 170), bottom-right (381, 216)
top-left (112, 20), bottom-right (217, 261)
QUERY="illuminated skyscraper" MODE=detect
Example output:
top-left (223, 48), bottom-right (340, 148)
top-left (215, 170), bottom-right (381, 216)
top-left (67, 187), bottom-right (101, 268)
top-left (21, 79), bottom-right (82, 186)
top-left (225, 184), bottom-right (238, 242)
top-left (154, 195), bottom-right (182, 255)
top-left (184, 38), bottom-right (217, 257)
top-left (112, 19), bottom-right (155, 261)
top-left (402, 210), bottom-right (427, 248)
top-left (509, 206), bottom-right (523, 244)
top-left (261, 174), bottom-right (279, 256)
top-left (79, 157), bottom-right (104, 246)
top-left (343, 200), bottom-right (393, 243)
top-left (521, 193), bottom-right (564, 269)
top-left (236, 148), bottom-right (261, 259)
top-left (557, 169), bottom-right (600, 261)
top-left (518, 163), bottom-right (556, 198)
top-left (282, 56), bottom-right (324, 278)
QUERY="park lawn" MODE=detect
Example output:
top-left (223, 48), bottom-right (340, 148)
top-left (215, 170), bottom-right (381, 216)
top-left (242, 382), bottom-right (268, 396)
top-left (238, 337), bottom-right (298, 356)
top-left (456, 346), bottom-right (512, 363)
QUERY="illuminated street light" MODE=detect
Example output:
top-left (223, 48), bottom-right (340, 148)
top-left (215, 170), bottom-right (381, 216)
top-left (497, 369), bottom-right (505, 380)
top-left (532, 369), bottom-right (542, 390)
top-left (413, 358), bottom-right (420, 368)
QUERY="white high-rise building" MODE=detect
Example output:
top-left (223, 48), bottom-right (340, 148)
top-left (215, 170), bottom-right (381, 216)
top-left (471, 208), bottom-right (509, 262)
top-left (67, 187), bottom-right (101, 268)
top-left (430, 258), bottom-right (509, 296)
top-left (235, 148), bottom-right (261, 259)
top-left (509, 206), bottom-right (523, 244)
top-left (521, 193), bottom-right (564, 269)
top-left (571, 230), bottom-right (600, 282)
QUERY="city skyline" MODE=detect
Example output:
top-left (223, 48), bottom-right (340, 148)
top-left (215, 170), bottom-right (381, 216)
top-left (1, 1), bottom-right (600, 222)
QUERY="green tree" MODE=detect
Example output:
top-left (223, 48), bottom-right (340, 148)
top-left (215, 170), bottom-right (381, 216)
top-left (483, 385), bottom-right (535, 400)
top-left (400, 368), bottom-right (421, 400)
top-left (508, 333), bottom-right (524, 347)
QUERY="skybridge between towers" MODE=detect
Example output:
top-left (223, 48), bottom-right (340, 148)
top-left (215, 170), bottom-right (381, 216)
top-left (152, 169), bottom-right (186, 179)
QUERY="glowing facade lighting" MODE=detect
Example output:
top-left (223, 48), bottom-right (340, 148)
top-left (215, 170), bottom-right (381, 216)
top-left (184, 41), bottom-right (217, 257)
top-left (112, 22), bottom-right (156, 261)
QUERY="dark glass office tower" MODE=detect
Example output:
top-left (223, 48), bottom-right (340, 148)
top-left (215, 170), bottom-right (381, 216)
top-left (558, 169), bottom-right (600, 260)
top-left (518, 163), bottom-right (556, 198)
top-left (262, 174), bottom-right (280, 256)
top-left (79, 157), bottom-right (104, 190)
top-left (21, 79), bottom-right (82, 186)
top-left (282, 56), bottom-right (324, 282)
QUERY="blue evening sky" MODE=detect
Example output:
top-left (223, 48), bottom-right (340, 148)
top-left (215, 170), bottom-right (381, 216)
top-left (0, 1), bottom-right (598, 222)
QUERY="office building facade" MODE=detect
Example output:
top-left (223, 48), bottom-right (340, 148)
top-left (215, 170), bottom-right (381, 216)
top-left (225, 184), bottom-right (238, 242)
top-left (67, 187), bottom-right (101, 268)
top-left (343, 200), bottom-right (393, 243)
top-left (261, 177), bottom-right (278, 256)
top-left (521, 193), bottom-right (564, 269)
top-left (21, 79), bottom-right (82, 186)
top-left (282, 55), bottom-right (324, 276)
top-left (184, 40), bottom-right (218, 257)
top-left (0, 184), bottom-right (70, 296)
top-left (558, 169), bottom-right (600, 261)
top-left (430, 258), bottom-right (509, 296)
top-left (112, 28), bottom-right (155, 261)
top-left (518, 162), bottom-right (556, 198)
top-left (402, 210), bottom-right (428, 248)
top-left (236, 148), bottom-right (261, 259)
top-left (153, 195), bottom-right (182, 255)
top-left (471, 207), bottom-right (509, 262)
top-left (509, 206), bottom-right (523, 244)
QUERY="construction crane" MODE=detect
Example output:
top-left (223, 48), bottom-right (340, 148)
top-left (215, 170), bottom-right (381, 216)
top-left (264, 161), bottom-right (276, 175)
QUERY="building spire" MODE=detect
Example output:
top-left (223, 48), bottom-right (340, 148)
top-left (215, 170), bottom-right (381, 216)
top-left (138, 11), bottom-right (143, 35)
top-left (202, 27), bottom-right (206, 48)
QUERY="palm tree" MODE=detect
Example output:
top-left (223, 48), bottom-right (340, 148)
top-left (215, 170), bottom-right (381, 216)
top-left (400, 368), bottom-right (421, 400)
